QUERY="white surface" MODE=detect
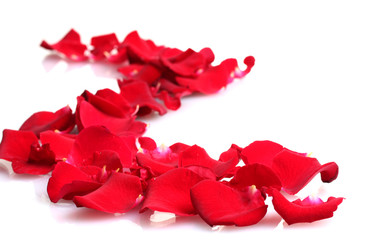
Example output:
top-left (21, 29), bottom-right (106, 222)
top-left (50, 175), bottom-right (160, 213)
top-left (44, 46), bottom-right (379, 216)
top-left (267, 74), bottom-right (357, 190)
top-left (0, 1), bottom-right (385, 239)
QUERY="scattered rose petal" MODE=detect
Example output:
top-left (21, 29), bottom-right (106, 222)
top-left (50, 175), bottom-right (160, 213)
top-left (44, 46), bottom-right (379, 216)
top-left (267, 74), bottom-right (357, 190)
top-left (140, 168), bottom-right (204, 216)
top-left (269, 188), bottom-right (344, 225)
top-left (191, 179), bottom-right (268, 226)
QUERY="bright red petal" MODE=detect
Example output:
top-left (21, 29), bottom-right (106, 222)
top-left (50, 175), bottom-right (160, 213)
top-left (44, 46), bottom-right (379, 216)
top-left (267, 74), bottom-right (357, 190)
top-left (90, 33), bottom-right (120, 61)
top-left (191, 180), bottom-right (268, 226)
top-left (240, 140), bottom-right (283, 166)
top-left (272, 149), bottom-right (339, 194)
top-left (269, 188), bottom-right (344, 225)
top-left (230, 163), bottom-right (282, 191)
top-left (47, 162), bottom-right (100, 203)
top-left (140, 168), bottom-right (204, 216)
top-left (0, 129), bottom-right (38, 162)
top-left (68, 126), bottom-right (135, 168)
top-left (40, 130), bottom-right (75, 161)
top-left (179, 145), bottom-right (239, 178)
top-left (73, 172), bottom-right (142, 213)
top-left (19, 106), bottom-right (74, 136)
top-left (119, 80), bottom-right (167, 115)
top-left (76, 96), bottom-right (135, 134)
top-left (40, 29), bottom-right (88, 61)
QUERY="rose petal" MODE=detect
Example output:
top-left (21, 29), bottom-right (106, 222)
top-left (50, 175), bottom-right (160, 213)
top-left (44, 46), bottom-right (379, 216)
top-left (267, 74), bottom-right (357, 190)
top-left (76, 96), bottom-right (135, 134)
top-left (68, 126), bottom-right (135, 168)
top-left (90, 33), bottom-right (120, 61)
top-left (47, 162), bottom-right (100, 202)
top-left (191, 179), bottom-right (268, 226)
top-left (272, 149), bottom-right (339, 194)
top-left (73, 172), bottom-right (142, 213)
top-left (40, 130), bottom-right (75, 161)
top-left (0, 129), bottom-right (38, 162)
top-left (12, 143), bottom-right (56, 175)
top-left (179, 145), bottom-right (239, 178)
top-left (41, 29), bottom-right (88, 61)
top-left (19, 106), bottom-right (74, 136)
top-left (140, 168), bottom-right (204, 216)
top-left (269, 188), bottom-right (344, 225)
top-left (230, 163), bottom-right (282, 191)
top-left (240, 140), bottom-right (284, 166)
top-left (123, 31), bottom-right (164, 64)
top-left (119, 80), bottom-right (167, 115)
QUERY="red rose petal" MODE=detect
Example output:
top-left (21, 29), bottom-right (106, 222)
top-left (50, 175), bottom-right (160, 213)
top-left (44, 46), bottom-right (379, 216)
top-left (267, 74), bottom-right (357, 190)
top-left (76, 96), bottom-right (135, 134)
top-left (40, 130), bottom-right (75, 161)
top-left (0, 129), bottom-right (38, 162)
top-left (90, 33), bottom-right (120, 61)
top-left (140, 168), bottom-right (204, 216)
top-left (269, 188), bottom-right (344, 225)
top-left (230, 163), bottom-right (282, 191)
top-left (68, 126), bottom-right (135, 168)
top-left (179, 145), bottom-right (239, 178)
top-left (12, 143), bottom-right (56, 175)
top-left (240, 140), bottom-right (284, 166)
top-left (161, 48), bottom-right (210, 77)
top-left (138, 137), bottom-right (157, 151)
top-left (272, 149), bottom-right (339, 194)
top-left (19, 106), bottom-right (74, 136)
top-left (73, 172), bottom-right (142, 213)
top-left (47, 162), bottom-right (100, 202)
top-left (119, 80), bottom-right (167, 115)
top-left (123, 31), bottom-right (164, 64)
top-left (82, 89), bottom-right (135, 118)
top-left (41, 29), bottom-right (88, 61)
top-left (190, 179), bottom-right (268, 226)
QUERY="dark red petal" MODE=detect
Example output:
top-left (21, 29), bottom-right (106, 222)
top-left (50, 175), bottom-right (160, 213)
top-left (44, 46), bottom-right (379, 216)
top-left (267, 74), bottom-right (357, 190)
top-left (269, 188), bottom-right (344, 225)
top-left (191, 180), bottom-right (268, 226)
top-left (140, 168), bottom-right (204, 216)
top-left (119, 80), bottom-right (167, 115)
top-left (91, 150), bottom-right (122, 172)
top-left (47, 162), bottom-right (98, 202)
top-left (161, 48), bottom-right (208, 77)
top-left (40, 29), bottom-right (88, 61)
top-left (68, 126), bottom-right (135, 168)
top-left (40, 130), bottom-right (75, 161)
top-left (0, 129), bottom-right (38, 162)
top-left (12, 159), bottom-right (55, 175)
top-left (73, 172), bottom-right (142, 213)
top-left (82, 89), bottom-right (134, 118)
top-left (19, 106), bottom-right (74, 136)
top-left (240, 140), bottom-right (284, 166)
top-left (272, 149), bottom-right (339, 194)
top-left (230, 163), bottom-right (282, 191)
top-left (76, 96), bottom-right (135, 134)
top-left (122, 31), bottom-right (164, 64)
top-left (119, 64), bottom-right (161, 85)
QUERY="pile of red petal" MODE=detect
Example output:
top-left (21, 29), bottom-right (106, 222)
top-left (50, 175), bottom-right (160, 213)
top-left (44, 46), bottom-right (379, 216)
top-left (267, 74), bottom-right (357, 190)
top-left (0, 29), bottom-right (343, 227)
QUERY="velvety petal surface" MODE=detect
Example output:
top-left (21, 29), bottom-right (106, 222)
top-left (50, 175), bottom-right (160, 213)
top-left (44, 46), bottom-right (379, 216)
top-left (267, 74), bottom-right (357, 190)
top-left (140, 168), bottom-right (204, 216)
top-left (269, 188), bottom-right (344, 225)
top-left (272, 149), bottom-right (339, 194)
top-left (191, 180), bottom-right (268, 226)
top-left (68, 126), bottom-right (134, 168)
top-left (19, 106), bottom-right (74, 136)
top-left (73, 172), bottom-right (142, 213)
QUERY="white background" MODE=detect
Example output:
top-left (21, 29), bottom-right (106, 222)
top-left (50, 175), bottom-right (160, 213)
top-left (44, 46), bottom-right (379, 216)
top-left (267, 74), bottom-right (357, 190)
top-left (0, 1), bottom-right (385, 239)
